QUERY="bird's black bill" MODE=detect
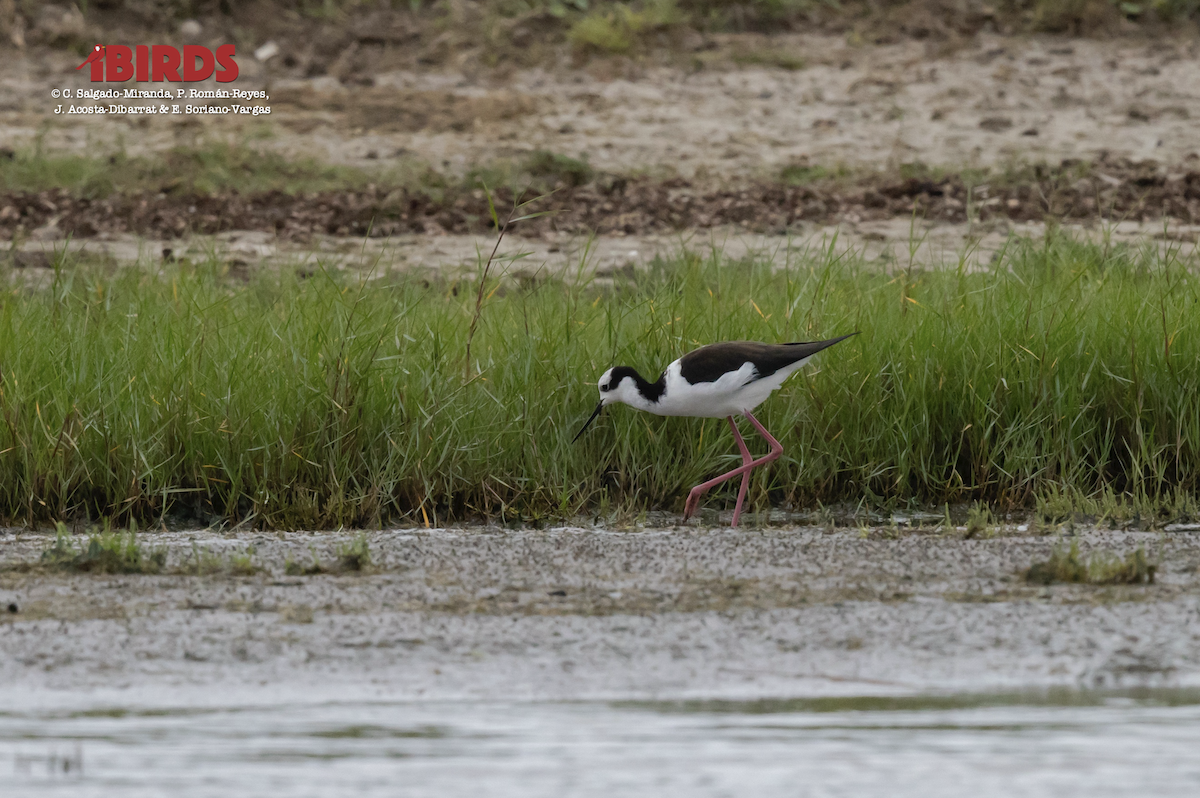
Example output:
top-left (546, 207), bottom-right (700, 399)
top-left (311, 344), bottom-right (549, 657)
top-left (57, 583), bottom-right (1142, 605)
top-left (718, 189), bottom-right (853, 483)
top-left (573, 402), bottom-right (604, 443)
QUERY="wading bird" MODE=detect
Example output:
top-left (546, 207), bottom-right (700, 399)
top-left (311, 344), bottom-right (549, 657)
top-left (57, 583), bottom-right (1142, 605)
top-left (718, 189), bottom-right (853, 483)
top-left (574, 335), bottom-right (857, 527)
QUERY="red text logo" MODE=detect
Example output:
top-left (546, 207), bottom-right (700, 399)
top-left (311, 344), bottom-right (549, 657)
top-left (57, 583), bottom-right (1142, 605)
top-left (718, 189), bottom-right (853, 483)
top-left (77, 44), bottom-right (239, 83)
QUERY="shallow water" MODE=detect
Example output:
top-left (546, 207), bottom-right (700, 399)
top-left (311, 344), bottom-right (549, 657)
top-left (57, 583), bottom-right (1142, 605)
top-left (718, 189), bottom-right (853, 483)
top-left (4, 690), bottom-right (1200, 797)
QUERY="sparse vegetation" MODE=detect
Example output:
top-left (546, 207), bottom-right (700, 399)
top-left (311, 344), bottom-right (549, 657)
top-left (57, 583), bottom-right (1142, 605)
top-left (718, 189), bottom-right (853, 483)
top-left (0, 144), bottom-right (610, 243)
top-left (1037, 486), bottom-right (1199, 529)
top-left (777, 162), bottom-right (844, 186)
top-left (521, 150), bottom-right (595, 189)
top-left (226, 548), bottom-right (260, 576)
top-left (285, 547), bottom-right (329, 576)
top-left (729, 47), bottom-right (806, 70)
top-left (5, 147), bottom-right (1198, 244)
top-left (179, 542), bottom-right (226, 576)
top-left (1025, 539), bottom-right (1158, 585)
top-left (336, 534), bottom-right (373, 572)
top-left (31, 533), bottom-right (262, 577)
top-left (282, 538), bottom-right (370, 574)
top-left (37, 522), bottom-right (166, 574)
top-left (964, 502), bottom-right (994, 539)
top-left (0, 142), bottom-right (376, 200)
top-left (0, 143), bottom-right (609, 203)
top-left (568, 0), bottom-right (684, 54)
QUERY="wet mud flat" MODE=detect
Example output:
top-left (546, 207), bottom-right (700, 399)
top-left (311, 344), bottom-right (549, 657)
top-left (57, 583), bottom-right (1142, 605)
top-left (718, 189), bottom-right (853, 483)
top-left (2, 526), bottom-right (1199, 702)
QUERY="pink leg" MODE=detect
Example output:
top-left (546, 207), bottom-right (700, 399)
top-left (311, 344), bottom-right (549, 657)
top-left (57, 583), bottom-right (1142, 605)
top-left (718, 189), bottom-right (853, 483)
top-left (683, 411), bottom-right (784, 527)
top-left (729, 418), bottom-right (752, 527)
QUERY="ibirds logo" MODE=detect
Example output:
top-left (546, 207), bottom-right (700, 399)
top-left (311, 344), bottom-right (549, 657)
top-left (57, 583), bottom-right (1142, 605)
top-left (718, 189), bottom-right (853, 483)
top-left (76, 44), bottom-right (239, 83)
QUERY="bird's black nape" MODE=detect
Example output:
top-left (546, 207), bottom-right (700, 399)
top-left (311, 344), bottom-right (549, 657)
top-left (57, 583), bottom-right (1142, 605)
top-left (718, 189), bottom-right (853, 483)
top-left (607, 366), bottom-right (666, 403)
top-left (573, 401), bottom-right (604, 443)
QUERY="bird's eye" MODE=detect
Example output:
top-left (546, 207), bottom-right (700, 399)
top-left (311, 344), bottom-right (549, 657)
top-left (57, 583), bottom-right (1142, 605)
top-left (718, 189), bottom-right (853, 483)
top-left (600, 382), bottom-right (611, 392)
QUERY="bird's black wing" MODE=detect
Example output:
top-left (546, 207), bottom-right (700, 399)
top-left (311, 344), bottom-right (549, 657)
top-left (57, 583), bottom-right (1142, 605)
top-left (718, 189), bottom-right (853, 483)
top-left (678, 335), bottom-right (857, 385)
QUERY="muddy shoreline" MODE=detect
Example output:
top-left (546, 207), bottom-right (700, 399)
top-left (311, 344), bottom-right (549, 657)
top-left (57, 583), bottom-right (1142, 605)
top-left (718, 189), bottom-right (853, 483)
top-left (3, 526), bottom-right (1199, 700)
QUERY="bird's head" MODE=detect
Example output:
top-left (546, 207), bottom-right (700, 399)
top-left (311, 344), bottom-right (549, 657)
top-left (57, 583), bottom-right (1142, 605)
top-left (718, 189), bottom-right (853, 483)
top-left (596, 366), bottom-right (643, 408)
top-left (573, 366), bottom-right (642, 442)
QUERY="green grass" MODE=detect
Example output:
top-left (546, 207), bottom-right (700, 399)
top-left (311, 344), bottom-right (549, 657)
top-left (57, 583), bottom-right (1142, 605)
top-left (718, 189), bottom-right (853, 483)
top-left (778, 162), bottom-right (850, 186)
top-left (0, 144), bottom-right (600, 202)
top-left (1037, 483), bottom-right (1199, 529)
top-left (281, 536), bottom-right (371, 573)
top-left (964, 501), bottom-right (994, 539)
top-left (173, 542), bottom-right (260, 575)
top-left (568, 0), bottom-right (685, 53)
top-left (336, 534), bottom-right (373, 571)
top-left (38, 522), bottom-right (166, 573)
top-left (1025, 539), bottom-right (1157, 584)
top-left (22, 523), bottom-right (261, 575)
top-left (285, 547), bottom-right (329, 575)
top-left (0, 142), bottom-right (376, 199)
top-left (729, 47), bottom-right (806, 71)
top-left (0, 231), bottom-right (1197, 528)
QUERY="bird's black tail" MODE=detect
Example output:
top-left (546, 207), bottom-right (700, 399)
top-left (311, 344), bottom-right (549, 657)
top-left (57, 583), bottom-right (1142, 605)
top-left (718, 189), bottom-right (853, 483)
top-left (784, 332), bottom-right (859, 351)
top-left (774, 332), bottom-right (860, 365)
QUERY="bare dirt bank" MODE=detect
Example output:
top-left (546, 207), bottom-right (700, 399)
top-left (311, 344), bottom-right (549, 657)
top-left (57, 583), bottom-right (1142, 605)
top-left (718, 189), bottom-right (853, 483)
top-left (6, 154), bottom-right (1200, 243)
top-left (8, 33), bottom-right (1200, 269)
top-left (7, 35), bottom-right (1200, 178)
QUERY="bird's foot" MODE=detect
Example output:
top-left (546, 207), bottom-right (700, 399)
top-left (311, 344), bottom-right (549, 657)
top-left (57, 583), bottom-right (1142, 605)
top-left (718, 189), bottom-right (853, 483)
top-left (683, 488), bottom-right (705, 522)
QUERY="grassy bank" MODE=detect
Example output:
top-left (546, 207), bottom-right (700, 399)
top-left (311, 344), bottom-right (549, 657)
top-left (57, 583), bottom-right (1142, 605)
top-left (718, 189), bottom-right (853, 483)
top-left (0, 232), bottom-right (1197, 528)
top-left (0, 143), bottom-right (579, 200)
top-left (0, 142), bottom-right (377, 199)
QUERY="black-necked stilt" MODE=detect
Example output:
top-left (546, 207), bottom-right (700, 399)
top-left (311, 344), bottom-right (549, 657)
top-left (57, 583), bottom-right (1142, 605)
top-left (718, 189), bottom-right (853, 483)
top-left (574, 334), bottom-right (857, 527)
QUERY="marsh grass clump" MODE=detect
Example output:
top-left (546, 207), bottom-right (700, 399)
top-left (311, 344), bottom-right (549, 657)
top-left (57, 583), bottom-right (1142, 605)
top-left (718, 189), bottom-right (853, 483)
top-left (1036, 486), bottom-right (1199, 530)
top-left (964, 502), bottom-right (994, 539)
top-left (176, 543), bottom-right (259, 576)
top-left (1025, 540), bottom-right (1157, 585)
top-left (522, 150), bottom-right (595, 188)
top-left (285, 548), bottom-right (328, 576)
top-left (227, 549), bottom-right (260, 576)
top-left (730, 47), bottom-right (806, 70)
top-left (1090, 547), bottom-right (1158, 584)
top-left (336, 534), bottom-right (373, 572)
top-left (569, 0), bottom-right (683, 53)
top-left (777, 161), bottom-right (847, 186)
top-left (39, 522), bottom-right (165, 574)
top-left (178, 543), bottom-right (225, 576)
top-left (282, 537), bottom-right (370, 574)
top-left (1025, 540), bottom-right (1089, 584)
top-left (1037, 487), bottom-right (1080, 526)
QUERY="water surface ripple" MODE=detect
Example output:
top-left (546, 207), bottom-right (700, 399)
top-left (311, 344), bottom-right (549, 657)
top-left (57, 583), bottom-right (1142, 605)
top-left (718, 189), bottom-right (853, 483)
top-left (5, 691), bottom-right (1200, 797)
